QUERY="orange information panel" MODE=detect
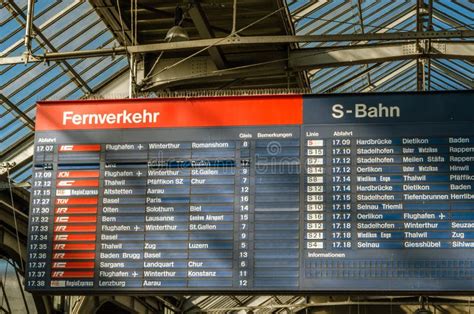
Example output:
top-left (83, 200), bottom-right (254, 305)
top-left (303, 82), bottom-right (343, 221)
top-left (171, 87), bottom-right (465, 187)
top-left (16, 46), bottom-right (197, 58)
top-left (36, 96), bottom-right (303, 131)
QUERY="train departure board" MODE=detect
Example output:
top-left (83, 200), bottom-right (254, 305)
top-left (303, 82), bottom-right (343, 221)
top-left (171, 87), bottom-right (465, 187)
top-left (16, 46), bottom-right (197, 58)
top-left (26, 91), bottom-right (474, 293)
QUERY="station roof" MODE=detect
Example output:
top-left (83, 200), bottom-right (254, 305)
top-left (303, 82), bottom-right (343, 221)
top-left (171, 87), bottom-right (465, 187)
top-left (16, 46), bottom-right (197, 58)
top-left (1, 0), bottom-right (472, 185)
top-left (288, 0), bottom-right (473, 93)
top-left (1, 1), bottom-right (128, 183)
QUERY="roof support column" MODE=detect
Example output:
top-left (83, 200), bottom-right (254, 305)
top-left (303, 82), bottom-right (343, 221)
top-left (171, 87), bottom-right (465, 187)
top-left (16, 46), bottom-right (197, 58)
top-left (426, 0), bottom-right (434, 90)
top-left (416, 0), bottom-right (424, 91)
top-left (416, 0), bottom-right (433, 91)
top-left (188, 1), bottom-right (227, 69)
top-left (24, 0), bottom-right (34, 55)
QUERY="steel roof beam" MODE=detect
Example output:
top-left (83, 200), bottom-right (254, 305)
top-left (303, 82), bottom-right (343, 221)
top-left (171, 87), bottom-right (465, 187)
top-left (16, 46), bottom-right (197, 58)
top-left (433, 41), bottom-right (474, 59)
top-left (362, 60), bottom-right (416, 92)
top-left (0, 61), bottom-right (128, 176)
top-left (435, 3), bottom-right (471, 27)
top-left (361, 3), bottom-right (415, 34)
top-left (431, 66), bottom-right (469, 89)
top-left (348, 6), bottom-right (416, 49)
top-left (0, 94), bottom-right (35, 130)
top-left (134, 2), bottom-right (230, 35)
top-left (355, 0), bottom-right (373, 91)
top-left (5, 0), bottom-right (93, 94)
top-left (297, 2), bottom-right (354, 37)
top-left (323, 63), bottom-right (381, 93)
top-left (416, 0), bottom-right (424, 91)
top-left (431, 62), bottom-right (474, 89)
top-left (293, 1), bottom-right (328, 21)
top-left (289, 41), bottom-right (474, 70)
top-left (1, 1), bottom-right (78, 57)
top-left (23, 0), bottom-right (35, 52)
top-left (125, 30), bottom-right (474, 53)
top-left (91, 0), bottom-right (133, 45)
top-left (0, 139), bottom-right (34, 177)
top-left (380, 67), bottom-right (417, 92)
top-left (431, 61), bottom-right (472, 88)
top-left (142, 41), bottom-right (472, 90)
top-left (1, 30), bottom-right (472, 65)
top-left (188, 1), bottom-right (227, 69)
top-left (0, 47), bottom-right (126, 65)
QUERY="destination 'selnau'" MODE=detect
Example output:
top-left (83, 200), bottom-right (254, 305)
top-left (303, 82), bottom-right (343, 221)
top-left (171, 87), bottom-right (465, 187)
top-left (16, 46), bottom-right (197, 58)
top-left (27, 91), bottom-right (474, 292)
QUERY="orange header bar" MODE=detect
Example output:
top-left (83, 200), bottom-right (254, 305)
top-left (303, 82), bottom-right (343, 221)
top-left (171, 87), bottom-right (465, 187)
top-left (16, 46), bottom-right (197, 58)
top-left (35, 96), bottom-right (303, 131)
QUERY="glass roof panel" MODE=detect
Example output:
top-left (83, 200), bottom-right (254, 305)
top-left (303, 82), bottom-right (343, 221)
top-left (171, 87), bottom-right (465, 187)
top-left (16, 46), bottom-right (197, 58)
top-left (1, 0), bottom-right (471, 185)
top-left (0, 18), bottom-right (23, 51)
top-left (287, 0), bottom-right (472, 93)
top-left (1, 0), bottom-right (128, 184)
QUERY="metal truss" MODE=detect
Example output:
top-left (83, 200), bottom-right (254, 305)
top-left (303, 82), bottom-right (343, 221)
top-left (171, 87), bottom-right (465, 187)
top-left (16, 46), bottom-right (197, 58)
top-left (290, 41), bottom-right (473, 69)
top-left (1, 30), bottom-right (472, 65)
top-left (180, 295), bottom-right (474, 313)
top-left (188, 1), bottom-right (227, 69)
top-left (0, 189), bottom-right (54, 313)
top-left (3, 0), bottom-right (94, 94)
top-left (1, 32), bottom-right (472, 177)
top-left (138, 40), bottom-right (473, 90)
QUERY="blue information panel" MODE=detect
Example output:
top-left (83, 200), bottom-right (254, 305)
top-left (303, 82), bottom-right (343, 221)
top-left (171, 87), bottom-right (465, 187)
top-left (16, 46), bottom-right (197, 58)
top-left (26, 91), bottom-right (474, 293)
